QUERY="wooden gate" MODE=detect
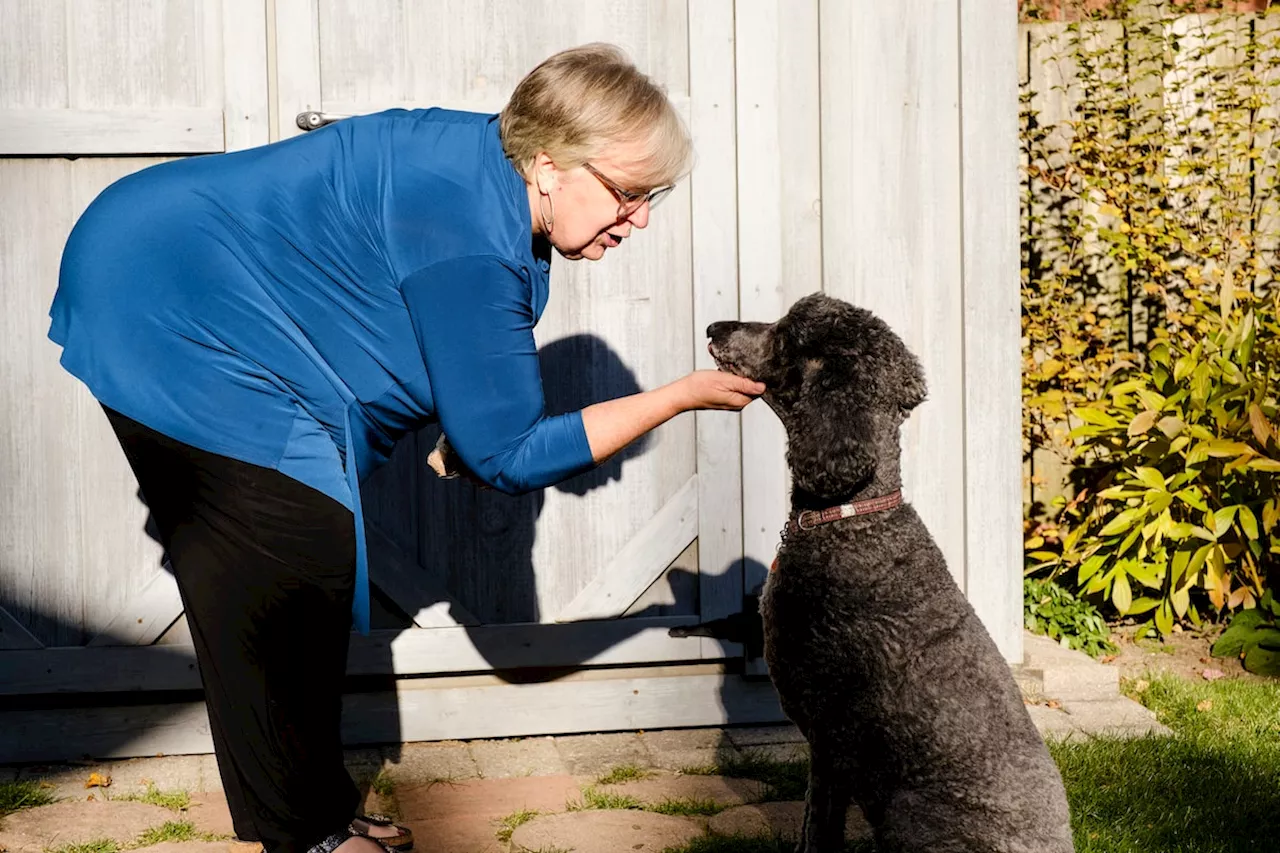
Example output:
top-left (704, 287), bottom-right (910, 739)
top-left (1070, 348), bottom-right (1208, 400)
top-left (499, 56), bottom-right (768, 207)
top-left (0, 0), bottom-right (777, 761)
top-left (0, 0), bottom-right (1021, 763)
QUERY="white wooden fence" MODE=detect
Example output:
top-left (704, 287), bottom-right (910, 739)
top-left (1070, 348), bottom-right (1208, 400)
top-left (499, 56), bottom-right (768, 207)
top-left (0, 0), bottom-right (1019, 762)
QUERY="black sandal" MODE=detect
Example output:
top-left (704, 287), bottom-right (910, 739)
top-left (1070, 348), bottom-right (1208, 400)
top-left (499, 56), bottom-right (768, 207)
top-left (348, 814), bottom-right (414, 853)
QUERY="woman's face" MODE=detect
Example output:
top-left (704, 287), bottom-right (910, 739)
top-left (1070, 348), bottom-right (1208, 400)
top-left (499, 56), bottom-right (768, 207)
top-left (534, 142), bottom-right (659, 261)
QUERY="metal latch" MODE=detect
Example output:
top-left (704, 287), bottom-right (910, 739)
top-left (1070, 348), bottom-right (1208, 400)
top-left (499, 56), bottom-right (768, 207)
top-left (295, 111), bottom-right (349, 131)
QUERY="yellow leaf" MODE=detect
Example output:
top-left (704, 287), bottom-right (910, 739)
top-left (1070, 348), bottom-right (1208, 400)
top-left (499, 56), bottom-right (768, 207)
top-left (1041, 358), bottom-right (1064, 378)
top-left (1204, 440), bottom-right (1255, 458)
top-left (1128, 410), bottom-right (1159, 437)
top-left (1250, 404), bottom-right (1274, 445)
top-left (1134, 467), bottom-right (1166, 490)
top-left (1098, 203), bottom-right (1123, 218)
top-left (1228, 586), bottom-right (1248, 609)
top-left (1196, 699), bottom-right (1213, 712)
top-left (1113, 573), bottom-right (1133, 614)
top-left (1157, 416), bottom-right (1186, 438)
top-left (85, 773), bottom-right (111, 789)
top-left (1172, 585), bottom-right (1190, 617)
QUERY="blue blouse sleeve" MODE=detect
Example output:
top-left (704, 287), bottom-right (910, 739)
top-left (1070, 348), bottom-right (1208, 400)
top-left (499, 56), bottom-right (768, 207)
top-left (400, 254), bottom-right (596, 494)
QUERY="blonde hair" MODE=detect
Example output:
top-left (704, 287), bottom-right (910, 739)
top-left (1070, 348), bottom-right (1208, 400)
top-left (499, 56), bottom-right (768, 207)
top-left (499, 43), bottom-right (691, 189)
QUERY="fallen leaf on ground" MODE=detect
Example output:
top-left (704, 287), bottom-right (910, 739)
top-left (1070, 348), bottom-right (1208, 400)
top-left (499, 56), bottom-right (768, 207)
top-left (1196, 699), bottom-right (1214, 712)
top-left (1046, 700), bottom-right (1061, 709)
top-left (1133, 679), bottom-right (1150, 693)
top-left (1201, 668), bottom-right (1226, 681)
top-left (84, 772), bottom-right (111, 788)
top-left (1100, 655), bottom-right (1117, 664)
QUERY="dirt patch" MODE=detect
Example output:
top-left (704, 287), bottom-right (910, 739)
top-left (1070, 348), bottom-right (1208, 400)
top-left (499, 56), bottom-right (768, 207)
top-left (1103, 622), bottom-right (1273, 685)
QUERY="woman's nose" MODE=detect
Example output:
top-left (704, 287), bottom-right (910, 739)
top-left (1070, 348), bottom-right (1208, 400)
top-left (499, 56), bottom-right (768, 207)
top-left (625, 200), bottom-right (651, 229)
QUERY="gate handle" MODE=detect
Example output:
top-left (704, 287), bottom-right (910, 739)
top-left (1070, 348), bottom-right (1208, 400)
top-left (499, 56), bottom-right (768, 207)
top-left (295, 111), bottom-right (349, 131)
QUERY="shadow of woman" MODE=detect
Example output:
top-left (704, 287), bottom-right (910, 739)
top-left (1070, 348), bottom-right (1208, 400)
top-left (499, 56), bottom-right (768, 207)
top-left (356, 332), bottom-right (724, 775)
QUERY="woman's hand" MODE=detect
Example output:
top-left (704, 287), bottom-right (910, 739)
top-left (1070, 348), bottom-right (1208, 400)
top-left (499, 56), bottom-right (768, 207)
top-left (579, 370), bottom-right (764, 465)
top-left (673, 369), bottom-right (765, 412)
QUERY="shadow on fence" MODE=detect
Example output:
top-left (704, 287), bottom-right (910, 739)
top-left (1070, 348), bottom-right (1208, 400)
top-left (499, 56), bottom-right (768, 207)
top-left (0, 333), bottom-right (783, 768)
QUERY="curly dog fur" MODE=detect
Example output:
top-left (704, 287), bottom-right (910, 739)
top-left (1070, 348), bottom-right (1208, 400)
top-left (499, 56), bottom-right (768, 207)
top-left (707, 293), bottom-right (1073, 853)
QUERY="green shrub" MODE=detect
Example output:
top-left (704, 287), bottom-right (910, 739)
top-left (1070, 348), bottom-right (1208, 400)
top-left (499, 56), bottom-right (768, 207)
top-left (1025, 577), bottom-right (1118, 657)
top-left (1021, 3), bottom-right (1280, 633)
top-left (1211, 589), bottom-right (1280, 674)
top-left (1036, 295), bottom-right (1280, 635)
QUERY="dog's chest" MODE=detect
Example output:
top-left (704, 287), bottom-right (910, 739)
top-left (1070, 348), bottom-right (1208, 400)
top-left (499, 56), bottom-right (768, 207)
top-left (760, 549), bottom-right (892, 685)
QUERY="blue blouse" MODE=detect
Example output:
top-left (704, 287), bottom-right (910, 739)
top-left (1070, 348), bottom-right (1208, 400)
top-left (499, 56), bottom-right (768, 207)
top-left (48, 109), bottom-right (597, 633)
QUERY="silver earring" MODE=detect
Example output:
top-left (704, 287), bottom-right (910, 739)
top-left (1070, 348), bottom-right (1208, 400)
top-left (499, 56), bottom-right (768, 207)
top-left (539, 192), bottom-right (555, 234)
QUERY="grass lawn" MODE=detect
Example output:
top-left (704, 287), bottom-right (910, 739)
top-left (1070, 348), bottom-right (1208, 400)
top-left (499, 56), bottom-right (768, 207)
top-left (1052, 674), bottom-right (1280, 853)
top-left (663, 674), bottom-right (1280, 852)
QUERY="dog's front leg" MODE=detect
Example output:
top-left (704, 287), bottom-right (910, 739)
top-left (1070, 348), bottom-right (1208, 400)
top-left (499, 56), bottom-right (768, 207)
top-left (798, 742), bottom-right (853, 853)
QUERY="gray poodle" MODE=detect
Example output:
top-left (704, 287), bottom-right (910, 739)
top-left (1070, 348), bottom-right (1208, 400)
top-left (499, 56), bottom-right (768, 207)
top-left (706, 293), bottom-right (1073, 853)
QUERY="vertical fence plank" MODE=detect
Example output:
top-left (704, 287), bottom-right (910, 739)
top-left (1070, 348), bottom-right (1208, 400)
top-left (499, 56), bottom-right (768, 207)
top-left (1252, 11), bottom-right (1280, 294)
top-left (688, 0), bottom-right (744, 656)
top-left (963, 0), bottom-right (1024, 659)
top-left (820, 0), bottom-right (966, 583)
top-left (735, 0), bottom-right (822, 598)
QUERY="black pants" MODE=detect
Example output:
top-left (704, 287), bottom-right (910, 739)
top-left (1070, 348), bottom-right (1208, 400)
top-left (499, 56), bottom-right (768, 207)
top-left (104, 407), bottom-right (361, 853)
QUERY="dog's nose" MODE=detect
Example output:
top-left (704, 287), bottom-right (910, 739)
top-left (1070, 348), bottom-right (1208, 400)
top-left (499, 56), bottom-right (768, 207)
top-left (706, 321), bottom-right (731, 340)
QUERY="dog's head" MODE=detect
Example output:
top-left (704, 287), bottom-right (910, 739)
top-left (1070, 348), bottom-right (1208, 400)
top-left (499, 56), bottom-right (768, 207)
top-left (707, 293), bottom-right (926, 500)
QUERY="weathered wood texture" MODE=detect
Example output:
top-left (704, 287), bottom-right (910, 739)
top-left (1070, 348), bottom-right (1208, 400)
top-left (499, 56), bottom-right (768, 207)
top-left (0, 0), bottom-right (1024, 756)
top-left (0, 667), bottom-right (787, 762)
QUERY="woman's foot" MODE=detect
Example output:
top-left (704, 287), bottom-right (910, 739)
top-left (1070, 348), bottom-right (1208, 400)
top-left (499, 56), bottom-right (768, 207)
top-left (334, 835), bottom-right (386, 853)
top-left (348, 815), bottom-right (412, 851)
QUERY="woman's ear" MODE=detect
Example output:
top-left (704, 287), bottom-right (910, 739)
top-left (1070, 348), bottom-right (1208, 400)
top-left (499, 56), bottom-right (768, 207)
top-left (532, 151), bottom-right (559, 195)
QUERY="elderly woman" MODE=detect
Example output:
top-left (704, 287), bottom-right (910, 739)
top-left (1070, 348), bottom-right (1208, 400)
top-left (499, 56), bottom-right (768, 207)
top-left (48, 43), bottom-right (761, 853)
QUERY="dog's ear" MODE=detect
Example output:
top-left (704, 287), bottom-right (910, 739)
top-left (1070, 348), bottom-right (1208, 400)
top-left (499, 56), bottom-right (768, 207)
top-left (786, 399), bottom-right (875, 500)
top-left (898, 352), bottom-right (928, 412)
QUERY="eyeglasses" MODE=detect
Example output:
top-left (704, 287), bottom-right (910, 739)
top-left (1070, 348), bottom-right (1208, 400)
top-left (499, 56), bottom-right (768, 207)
top-left (581, 162), bottom-right (675, 220)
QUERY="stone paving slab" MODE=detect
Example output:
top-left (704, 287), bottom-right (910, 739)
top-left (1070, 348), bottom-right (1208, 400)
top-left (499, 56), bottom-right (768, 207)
top-left (1061, 698), bottom-right (1173, 738)
top-left (1023, 633), bottom-right (1121, 701)
top-left (723, 724), bottom-right (806, 747)
top-left (734, 741), bottom-right (809, 763)
top-left (509, 809), bottom-right (705, 853)
top-left (123, 844), bottom-right (233, 853)
top-left (185, 792), bottom-right (236, 838)
top-left (107, 756), bottom-right (205, 795)
top-left (1025, 704), bottom-right (1087, 742)
top-left (195, 756), bottom-right (223, 792)
top-left (381, 742), bottom-right (478, 784)
top-left (468, 736), bottom-right (566, 779)
top-left (640, 729), bottom-right (744, 773)
top-left (394, 816), bottom-right (505, 853)
top-left (0, 800), bottom-right (178, 853)
top-left (396, 775), bottom-right (585, 822)
top-left (16, 762), bottom-right (115, 802)
top-left (394, 775), bottom-right (586, 853)
top-left (648, 745), bottom-right (744, 773)
top-left (554, 732), bottom-right (650, 777)
top-left (708, 800), bottom-right (874, 843)
top-left (597, 774), bottom-right (767, 807)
